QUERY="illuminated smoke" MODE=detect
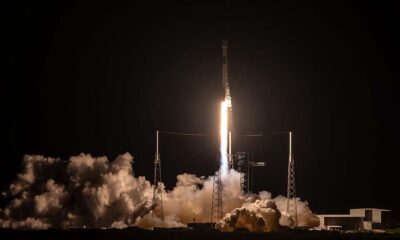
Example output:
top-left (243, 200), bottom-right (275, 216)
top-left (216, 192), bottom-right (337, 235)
top-left (0, 153), bottom-right (319, 230)
top-left (216, 196), bottom-right (281, 232)
top-left (274, 195), bottom-right (320, 227)
top-left (0, 153), bottom-right (153, 229)
top-left (220, 101), bottom-right (229, 176)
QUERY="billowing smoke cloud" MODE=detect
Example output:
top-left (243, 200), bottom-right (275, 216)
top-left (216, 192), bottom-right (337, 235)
top-left (0, 153), bottom-right (319, 230)
top-left (216, 196), bottom-right (281, 232)
top-left (274, 195), bottom-right (320, 227)
top-left (0, 153), bottom-right (153, 229)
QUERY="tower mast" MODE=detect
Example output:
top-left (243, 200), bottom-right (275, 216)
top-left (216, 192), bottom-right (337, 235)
top-left (211, 168), bottom-right (223, 223)
top-left (286, 131), bottom-right (297, 226)
top-left (152, 130), bottom-right (164, 220)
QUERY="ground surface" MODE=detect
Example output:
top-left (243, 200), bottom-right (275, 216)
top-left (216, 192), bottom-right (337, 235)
top-left (1, 228), bottom-right (400, 240)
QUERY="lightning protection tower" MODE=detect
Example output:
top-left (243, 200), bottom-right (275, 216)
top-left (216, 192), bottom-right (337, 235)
top-left (211, 167), bottom-right (223, 223)
top-left (286, 131), bottom-right (298, 226)
top-left (152, 130), bottom-right (164, 220)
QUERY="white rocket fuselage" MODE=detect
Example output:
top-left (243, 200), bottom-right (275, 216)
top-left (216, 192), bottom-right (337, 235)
top-left (221, 40), bottom-right (233, 171)
top-left (222, 40), bottom-right (232, 108)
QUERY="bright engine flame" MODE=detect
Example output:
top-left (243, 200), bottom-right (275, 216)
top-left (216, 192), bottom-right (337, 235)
top-left (220, 100), bottom-right (229, 176)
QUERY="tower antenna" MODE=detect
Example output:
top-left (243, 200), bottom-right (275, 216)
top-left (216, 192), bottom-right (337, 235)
top-left (152, 130), bottom-right (164, 220)
top-left (286, 131), bottom-right (298, 226)
top-left (211, 167), bottom-right (223, 223)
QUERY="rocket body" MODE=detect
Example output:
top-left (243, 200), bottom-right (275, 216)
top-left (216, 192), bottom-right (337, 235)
top-left (220, 39), bottom-right (233, 173)
top-left (222, 40), bottom-right (232, 109)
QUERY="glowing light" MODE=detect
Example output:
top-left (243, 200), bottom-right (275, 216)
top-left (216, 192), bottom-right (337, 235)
top-left (220, 100), bottom-right (229, 176)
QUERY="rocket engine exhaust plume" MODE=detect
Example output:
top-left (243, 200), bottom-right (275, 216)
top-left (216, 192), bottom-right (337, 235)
top-left (220, 100), bottom-right (229, 176)
top-left (0, 153), bottom-right (319, 230)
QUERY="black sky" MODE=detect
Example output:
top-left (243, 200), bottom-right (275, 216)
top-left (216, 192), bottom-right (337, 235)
top-left (2, 1), bottom-right (400, 220)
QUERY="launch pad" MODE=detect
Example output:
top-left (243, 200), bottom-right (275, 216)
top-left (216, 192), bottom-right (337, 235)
top-left (150, 40), bottom-right (298, 227)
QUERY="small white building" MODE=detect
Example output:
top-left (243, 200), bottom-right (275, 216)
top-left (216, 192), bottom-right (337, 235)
top-left (350, 208), bottom-right (391, 230)
top-left (317, 214), bottom-right (363, 231)
top-left (317, 208), bottom-right (391, 231)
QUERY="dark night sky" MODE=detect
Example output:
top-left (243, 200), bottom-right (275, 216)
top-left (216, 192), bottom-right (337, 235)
top-left (2, 1), bottom-right (400, 220)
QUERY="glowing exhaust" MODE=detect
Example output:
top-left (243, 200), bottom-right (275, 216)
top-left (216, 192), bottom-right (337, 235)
top-left (220, 100), bottom-right (229, 176)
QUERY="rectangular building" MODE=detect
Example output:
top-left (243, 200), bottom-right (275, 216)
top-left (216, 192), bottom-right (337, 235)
top-left (317, 208), bottom-right (391, 231)
top-left (350, 208), bottom-right (391, 230)
top-left (317, 215), bottom-right (363, 231)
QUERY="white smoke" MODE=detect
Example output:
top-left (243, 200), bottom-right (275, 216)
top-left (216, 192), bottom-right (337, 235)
top-left (1, 153), bottom-right (153, 229)
top-left (216, 197), bottom-right (281, 232)
top-left (0, 153), bottom-right (319, 230)
top-left (0, 217), bottom-right (51, 230)
top-left (274, 195), bottom-right (320, 227)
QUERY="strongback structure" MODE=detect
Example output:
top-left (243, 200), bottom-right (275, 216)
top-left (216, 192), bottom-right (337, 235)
top-left (235, 152), bottom-right (250, 194)
top-left (234, 152), bottom-right (265, 194)
top-left (286, 131), bottom-right (297, 226)
top-left (152, 130), bottom-right (164, 220)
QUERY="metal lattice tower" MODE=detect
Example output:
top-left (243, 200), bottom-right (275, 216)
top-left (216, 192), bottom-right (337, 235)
top-left (286, 131), bottom-right (297, 226)
top-left (152, 130), bottom-right (164, 221)
top-left (211, 168), bottom-right (223, 223)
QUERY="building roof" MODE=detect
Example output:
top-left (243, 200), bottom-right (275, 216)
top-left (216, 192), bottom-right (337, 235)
top-left (350, 208), bottom-right (391, 212)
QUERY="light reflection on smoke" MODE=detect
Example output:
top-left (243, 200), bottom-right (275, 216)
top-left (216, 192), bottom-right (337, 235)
top-left (0, 153), bottom-right (319, 230)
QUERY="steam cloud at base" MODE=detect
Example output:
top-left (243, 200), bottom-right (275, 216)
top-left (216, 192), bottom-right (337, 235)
top-left (0, 153), bottom-right (319, 231)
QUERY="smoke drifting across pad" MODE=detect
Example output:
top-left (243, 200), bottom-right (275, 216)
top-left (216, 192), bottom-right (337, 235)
top-left (0, 153), bottom-right (319, 230)
top-left (0, 153), bottom-right (153, 229)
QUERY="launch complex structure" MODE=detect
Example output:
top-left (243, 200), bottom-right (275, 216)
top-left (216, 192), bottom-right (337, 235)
top-left (151, 40), bottom-right (298, 227)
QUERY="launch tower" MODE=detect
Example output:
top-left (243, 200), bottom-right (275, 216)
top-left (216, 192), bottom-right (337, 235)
top-left (152, 130), bottom-right (164, 220)
top-left (286, 131), bottom-right (298, 226)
